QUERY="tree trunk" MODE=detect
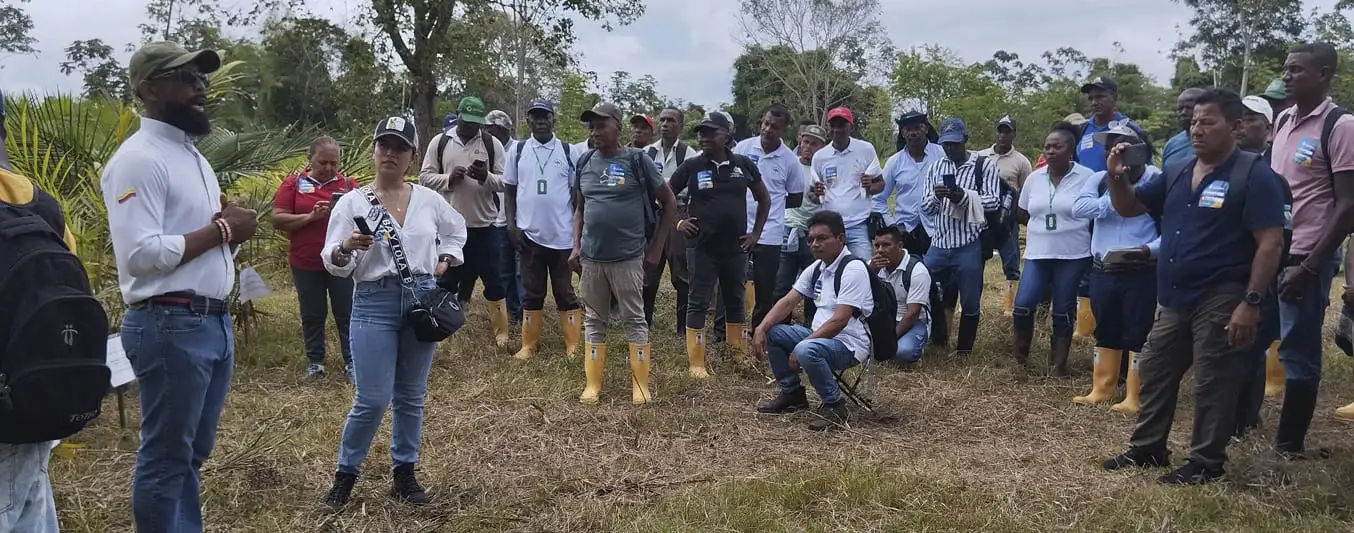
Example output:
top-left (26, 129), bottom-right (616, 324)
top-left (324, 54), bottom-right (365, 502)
top-left (413, 79), bottom-right (439, 156)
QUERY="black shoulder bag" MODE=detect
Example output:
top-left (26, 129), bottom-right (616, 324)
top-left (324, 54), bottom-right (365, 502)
top-left (359, 186), bottom-right (465, 342)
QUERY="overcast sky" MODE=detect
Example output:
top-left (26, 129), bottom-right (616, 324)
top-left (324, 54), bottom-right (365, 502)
top-left (3, 0), bottom-right (1345, 107)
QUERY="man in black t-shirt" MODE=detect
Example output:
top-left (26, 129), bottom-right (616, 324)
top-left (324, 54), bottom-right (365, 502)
top-left (670, 112), bottom-right (771, 379)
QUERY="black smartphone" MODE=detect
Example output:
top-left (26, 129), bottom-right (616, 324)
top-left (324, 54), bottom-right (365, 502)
top-left (354, 216), bottom-right (373, 235)
top-left (330, 191), bottom-right (344, 204)
top-left (942, 174), bottom-right (958, 189)
top-left (471, 159), bottom-right (487, 169)
top-left (1121, 143), bottom-right (1151, 167)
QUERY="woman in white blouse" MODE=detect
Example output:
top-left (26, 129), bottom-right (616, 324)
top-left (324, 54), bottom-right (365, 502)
top-left (1011, 122), bottom-right (1095, 376)
top-left (319, 117), bottom-right (467, 512)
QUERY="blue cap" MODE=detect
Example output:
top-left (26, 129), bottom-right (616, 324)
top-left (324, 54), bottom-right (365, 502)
top-left (937, 118), bottom-right (967, 144)
top-left (527, 98), bottom-right (555, 115)
top-left (442, 113), bottom-right (458, 131)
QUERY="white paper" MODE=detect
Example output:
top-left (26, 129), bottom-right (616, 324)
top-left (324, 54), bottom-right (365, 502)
top-left (238, 266), bottom-right (271, 303)
top-left (106, 334), bottom-right (135, 387)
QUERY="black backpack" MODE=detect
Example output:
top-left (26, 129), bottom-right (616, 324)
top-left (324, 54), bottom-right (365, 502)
top-left (646, 143), bottom-right (689, 172)
top-left (0, 184), bottom-right (110, 444)
top-left (436, 130), bottom-right (497, 174)
top-left (810, 256), bottom-right (898, 361)
top-left (972, 156), bottom-right (1017, 258)
top-left (1164, 150), bottom-right (1292, 266)
top-left (575, 148), bottom-right (658, 240)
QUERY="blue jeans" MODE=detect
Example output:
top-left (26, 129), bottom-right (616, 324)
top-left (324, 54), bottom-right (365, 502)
top-left (338, 275), bottom-right (439, 474)
top-left (1013, 258), bottom-right (1090, 338)
top-left (997, 223), bottom-right (1021, 281)
top-left (1278, 252), bottom-right (1341, 382)
top-left (444, 226), bottom-right (505, 302)
top-left (0, 443), bottom-right (58, 533)
top-left (1088, 266), bottom-right (1156, 351)
top-left (894, 320), bottom-right (929, 363)
top-left (121, 307), bottom-right (234, 533)
top-left (844, 222), bottom-right (871, 262)
top-left (766, 324), bottom-right (860, 404)
top-left (499, 232), bottom-right (524, 320)
top-left (775, 232), bottom-right (816, 323)
top-left (923, 241), bottom-right (984, 318)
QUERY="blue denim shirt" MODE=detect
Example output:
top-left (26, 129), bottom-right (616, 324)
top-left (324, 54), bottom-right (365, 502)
top-left (1161, 131), bottom-right (1192, 171)
top-left (1072, 168), bottom-right (1163, 261)
top-left (876, 143), bottom-right (945, 229)
top-left (1134, 150), bottom-right (1287, 310)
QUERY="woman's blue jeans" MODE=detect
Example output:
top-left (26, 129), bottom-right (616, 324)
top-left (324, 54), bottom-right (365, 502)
top-left (337, 275), bottom-right (439, 475)
top-left (1012, 258), bottom-right (1091, 338)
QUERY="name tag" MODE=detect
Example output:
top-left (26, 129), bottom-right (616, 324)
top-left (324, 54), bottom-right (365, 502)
top-left (1081, 138), bottom-right (1094, 150)
top-left (298, 179), bottom-right (316, 194)
top-left (813, 276), bottom-right (824, 303)
top-left (824, 166), bottom-right (838, 185)
top-left (1198, 181), bottom-right (1229, 209)
top-left (1294, 138), bottom-right (1318, 167)
top-left (655, 161), bottom-right (664, 173)
top-left (604, 163), bottom-right (627, 186)
top-left (748, 153), bottom-right (761, 163)
top-left (697, 170), bottom-right (714, 190)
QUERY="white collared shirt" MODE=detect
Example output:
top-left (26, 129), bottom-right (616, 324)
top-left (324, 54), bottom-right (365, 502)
top-left (877, 251), bottom-right (931, 327)
top-left (1018, 163), bottom-right (1095, 260)
top-left (793, 249), bottom-right (874, 362)
top-left (734, 137), bottom-right (805, 245)
top-left (504, 135), bottom-right (576, 250)
top-left (811, 137), bottom-right (883, 227)
top-left (645, 139), bottom-right (701, 204)
top-left (102, 118), bottom-right (234, 304)
top-left (322, 184), bottom-right (468, 282)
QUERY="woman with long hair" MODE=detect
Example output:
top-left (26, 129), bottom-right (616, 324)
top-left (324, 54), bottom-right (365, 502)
top-left (1010, 122), bottom-right (1095, 376)
top-left (319, 117), bottom-right (467, 511)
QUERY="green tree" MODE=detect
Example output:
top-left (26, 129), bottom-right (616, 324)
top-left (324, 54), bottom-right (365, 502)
top-left (1172, 0), bottom-right (1305, 94)
top-left (554, 73), bottom-right (598, 144)
top-left (0, 0), bottom-right (36, 60)
top-left (257, 17), bottom-right (350, 129)
top-left (60, 39), bottom-right (131, 102)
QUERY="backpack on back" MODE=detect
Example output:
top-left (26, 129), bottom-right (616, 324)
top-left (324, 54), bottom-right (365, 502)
top-left (1164, 150), bottom-right (1292, 265)
top-left (514, 138), bottom-right (574, 174)
top-left (436, 130), bottom-right (498, 174)
top-left (810, 256), bottom-right (898, 362)
top-left (646, 143), bottom-right (689, 172)
top-left (972, 156), bottom-right (1017, 259)
top-left (574, 148), bottom-right (658, 240)
top-left (1274, 105), bottom-right (1348, 183)
top-left (0, 186), bottom-right (110, 444)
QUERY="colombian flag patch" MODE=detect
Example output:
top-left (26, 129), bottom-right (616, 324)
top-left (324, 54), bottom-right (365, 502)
top-left (117, 188), bottom-right (136, 204)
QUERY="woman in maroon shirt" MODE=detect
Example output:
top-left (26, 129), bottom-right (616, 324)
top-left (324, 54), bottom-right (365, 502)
top-left (273, 136), bottom-right (361, 381)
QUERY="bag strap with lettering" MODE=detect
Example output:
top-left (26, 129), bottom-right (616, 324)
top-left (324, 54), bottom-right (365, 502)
top-left (359, 185), bottom-right (418, 289)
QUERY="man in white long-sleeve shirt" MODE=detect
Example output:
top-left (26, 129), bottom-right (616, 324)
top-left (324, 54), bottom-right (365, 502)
top-left (101, 41), bottom-right (259, 533)
top-left (418, 96), bottom-right (512, 347)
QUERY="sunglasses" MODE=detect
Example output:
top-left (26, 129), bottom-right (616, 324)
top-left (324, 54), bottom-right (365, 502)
top-left (149, 69), bottom-right (210, 88)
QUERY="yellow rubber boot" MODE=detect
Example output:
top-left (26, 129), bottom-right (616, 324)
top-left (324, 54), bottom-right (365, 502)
top-left (513, 309), bottom-right (543, 360)
top-left (727, 322), bottom-right (748, 362)
top-left (1073, 347), bottom-right (1123, 405)
top-left (744, 282), bottom-right (756, 321)
top-left (579, 342), bottom-right (606, 405)
top-left (629, 343), bottom-right (653, 405)
top-left (1264, 341), bottom-right (1285, 397)
top-left (1110, 352), bottom-right (1141, 415)
top-left (686, 328), bottom-right (710, 379)
top-left (1074, 296), bottom-right (1096, 338)
top-left (1003, 281), bottom-right (1018, 317)
top-left (1335, 401), bottom-right (1354, 420)
top-left (489, 299), bottom-right (510, 348)
top-left (561, 309), bottom-right (582, 359)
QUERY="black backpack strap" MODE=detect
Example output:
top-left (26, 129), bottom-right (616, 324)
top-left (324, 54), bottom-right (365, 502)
top-left (1164, 157), bottom-right (1193, 196)
top-left (676, 143), bottom-right (688, 165)
top-left (972, 156), bottom-right (987, 194)
top-left (901, 255), bottom-right (921, 293)
top-left (482, 131), bottom-right (497, 172)
top-left (513, 141), bottom-right (525, 170)
top-left (435, 134), bottom-right (452, 174)
top-left (1322, 106), bottom-right (1348, 183)
top-left (561, 141), bottom-right (574, 172)
top-left (1228, 150), bottom-right (1259, 207)
top-left (647, 146), bottom-right (659, 161)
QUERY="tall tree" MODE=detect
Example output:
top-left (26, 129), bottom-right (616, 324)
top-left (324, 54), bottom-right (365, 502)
top-left (59, 39), bottom-right (131, 102)
top-left (257, 17), bottom-right (350, 129)
top-left (1172, 0), bottom-right (1304, 94)
top-left (736, 0), bottom-right (893, 124)
top-left (0, 0), bottom-right (37, 61)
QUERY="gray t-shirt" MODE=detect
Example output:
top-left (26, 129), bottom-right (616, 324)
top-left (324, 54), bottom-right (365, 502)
top-left (576, 147), bottom-right (664, 262)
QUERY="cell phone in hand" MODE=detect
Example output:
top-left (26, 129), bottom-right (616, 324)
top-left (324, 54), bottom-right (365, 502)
top-left (354, 216), bottom-right (373, 235)
top-left (1121, 143), bottom-right (1151, 167)
top-left (331, 191), bottom-right (344, 204)
top-left (942, 174), bottom-right (958, 190)
top-left (472, 159), bottom-right (487, 169)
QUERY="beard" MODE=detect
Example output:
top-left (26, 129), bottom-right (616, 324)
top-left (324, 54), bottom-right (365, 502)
top-left (163, 100), bottom-right (212, 136)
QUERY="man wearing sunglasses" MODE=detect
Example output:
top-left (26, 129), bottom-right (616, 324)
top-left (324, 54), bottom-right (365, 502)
top-left (102, 41), bottom-right (259, 533)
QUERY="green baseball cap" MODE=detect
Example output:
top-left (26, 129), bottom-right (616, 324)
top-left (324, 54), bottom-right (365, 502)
top-left (127, 41), bottom-right (221, 91)
top-left (1260, 78), bottom-right (1286, 102)
top-left (457, 97), bottom-right (487, 124)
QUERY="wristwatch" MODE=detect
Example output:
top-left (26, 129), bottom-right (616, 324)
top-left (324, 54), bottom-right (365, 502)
top-left (1244, 291), bottom-right (1264, 306)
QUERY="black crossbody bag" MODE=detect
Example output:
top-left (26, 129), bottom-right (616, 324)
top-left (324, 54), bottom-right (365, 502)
top-left (359, 186), bottom-right (465, 342)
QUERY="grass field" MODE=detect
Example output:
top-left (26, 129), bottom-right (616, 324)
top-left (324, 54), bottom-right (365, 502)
top-left (49, 267), bottom-right (1354, 532)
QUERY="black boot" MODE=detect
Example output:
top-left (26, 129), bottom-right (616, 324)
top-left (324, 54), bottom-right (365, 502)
top-left (757, 387), bottom-right (809, 414)
top-left (955, 315), bottom-right (980, 356)
top-left (1048, 335), bottom-right (1072, 377)
top-left (322, 471), bottom-right (358, 512)
top-left (390, 463), bottom-right (430, 505)
top-left (1274, 378), bottom-right (1320, 459)
top-left (1011, 327), bottom-right (1033, 366)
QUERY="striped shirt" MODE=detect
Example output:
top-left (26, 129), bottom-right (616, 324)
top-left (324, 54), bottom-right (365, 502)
top-left (920, 152), bottom-right (1001, 250)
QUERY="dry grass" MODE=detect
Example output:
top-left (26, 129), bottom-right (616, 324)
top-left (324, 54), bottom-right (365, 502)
top-left (51, 268), bottom-right (1354, 532)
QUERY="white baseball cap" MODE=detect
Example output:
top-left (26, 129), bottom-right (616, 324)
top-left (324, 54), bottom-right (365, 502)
top-left (1242, 95), bottom-right (1274, 125)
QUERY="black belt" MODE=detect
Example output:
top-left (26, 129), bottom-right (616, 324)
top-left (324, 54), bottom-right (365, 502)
top-left (1092, 259), bottom-right (1155, 273)
top-left (129, 292), bottom-right (229, 315)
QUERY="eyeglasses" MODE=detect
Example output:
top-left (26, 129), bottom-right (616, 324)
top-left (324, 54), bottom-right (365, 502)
top-left (806, 234), bottom-right (838, 245)
top-left (149, 69), bottom-right (210, 88)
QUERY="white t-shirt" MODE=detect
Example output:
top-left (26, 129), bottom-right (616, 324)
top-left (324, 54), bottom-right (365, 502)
top-left (322, 184), bottom-right (468, 282)
top-left (793, 250), bottom-right (874, 362)
top-left (504, 135), bottom-right (577, 250)
top-left (734, 137), bottom-right (805, 246)
top-left (811, 137), bottom-right (883, 228)
top-left (877, 251), bottom-right (931, 327)
top-left (1018, 163), bottom-right (1095, 260)
top-left (493, 139), bottom-right (517, 227)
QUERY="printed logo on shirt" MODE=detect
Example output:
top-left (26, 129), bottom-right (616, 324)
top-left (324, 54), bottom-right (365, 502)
top-left (298, 178), bottom-right (316, 194)
top-left (730, 166), bottom-right (745, 180)
top-left (824, 166), bottom-right (838, 185)
top-left (697, 170), bottom-right (714, 190)
top-left (1294, 138), bottom-right (1318, 167)
top-left (117, 188), bottom-right (137, 204)
top-left (1198, 181), bottom-right (1229, 209)
top-left (813, 275), bottom-right (824, 304)
top-left (603, 162), bottom-right (628, 186)
top-left (654, 160), bottom-right (664, 174)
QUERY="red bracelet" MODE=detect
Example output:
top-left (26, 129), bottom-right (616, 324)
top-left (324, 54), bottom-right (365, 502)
top-left (215, 219), bottom-right (232, 244)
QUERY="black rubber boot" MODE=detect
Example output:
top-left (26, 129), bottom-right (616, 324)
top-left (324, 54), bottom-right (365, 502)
top-left (955, 315), bottom-right (980, 356)
top-left (1011, 327), bottom-right (1033, 365)
top-left (390, 463), bottom-right (430, 505)
top-left (1048, 335), bottom-right (1072, 377)
top-left (1274, 378), bottom-right (1320, 459)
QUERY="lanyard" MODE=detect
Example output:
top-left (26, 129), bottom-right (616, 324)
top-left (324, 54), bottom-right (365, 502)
top-left (1047, 171), bottom-right (1062, 210)
top-left (534, 145), bottom-right (556, 176)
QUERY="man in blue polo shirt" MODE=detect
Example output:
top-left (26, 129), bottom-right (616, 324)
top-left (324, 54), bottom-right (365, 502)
top-left (1100, 88), bottom-right (1286, 485)
top-left (1078, 77), bottom-right (1150, 173)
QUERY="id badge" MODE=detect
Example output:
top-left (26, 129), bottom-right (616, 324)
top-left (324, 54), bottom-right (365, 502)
top-left (697, 170), bottom-right (714, 190)
top-left (536, 179), bottom-right (548, 195)
top-left (1045, 213), bottom-right (1057, 231)
top-left (783, 228), bottom-right (800, 253)
top-left (824, 166), bottom-right (838, 186)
